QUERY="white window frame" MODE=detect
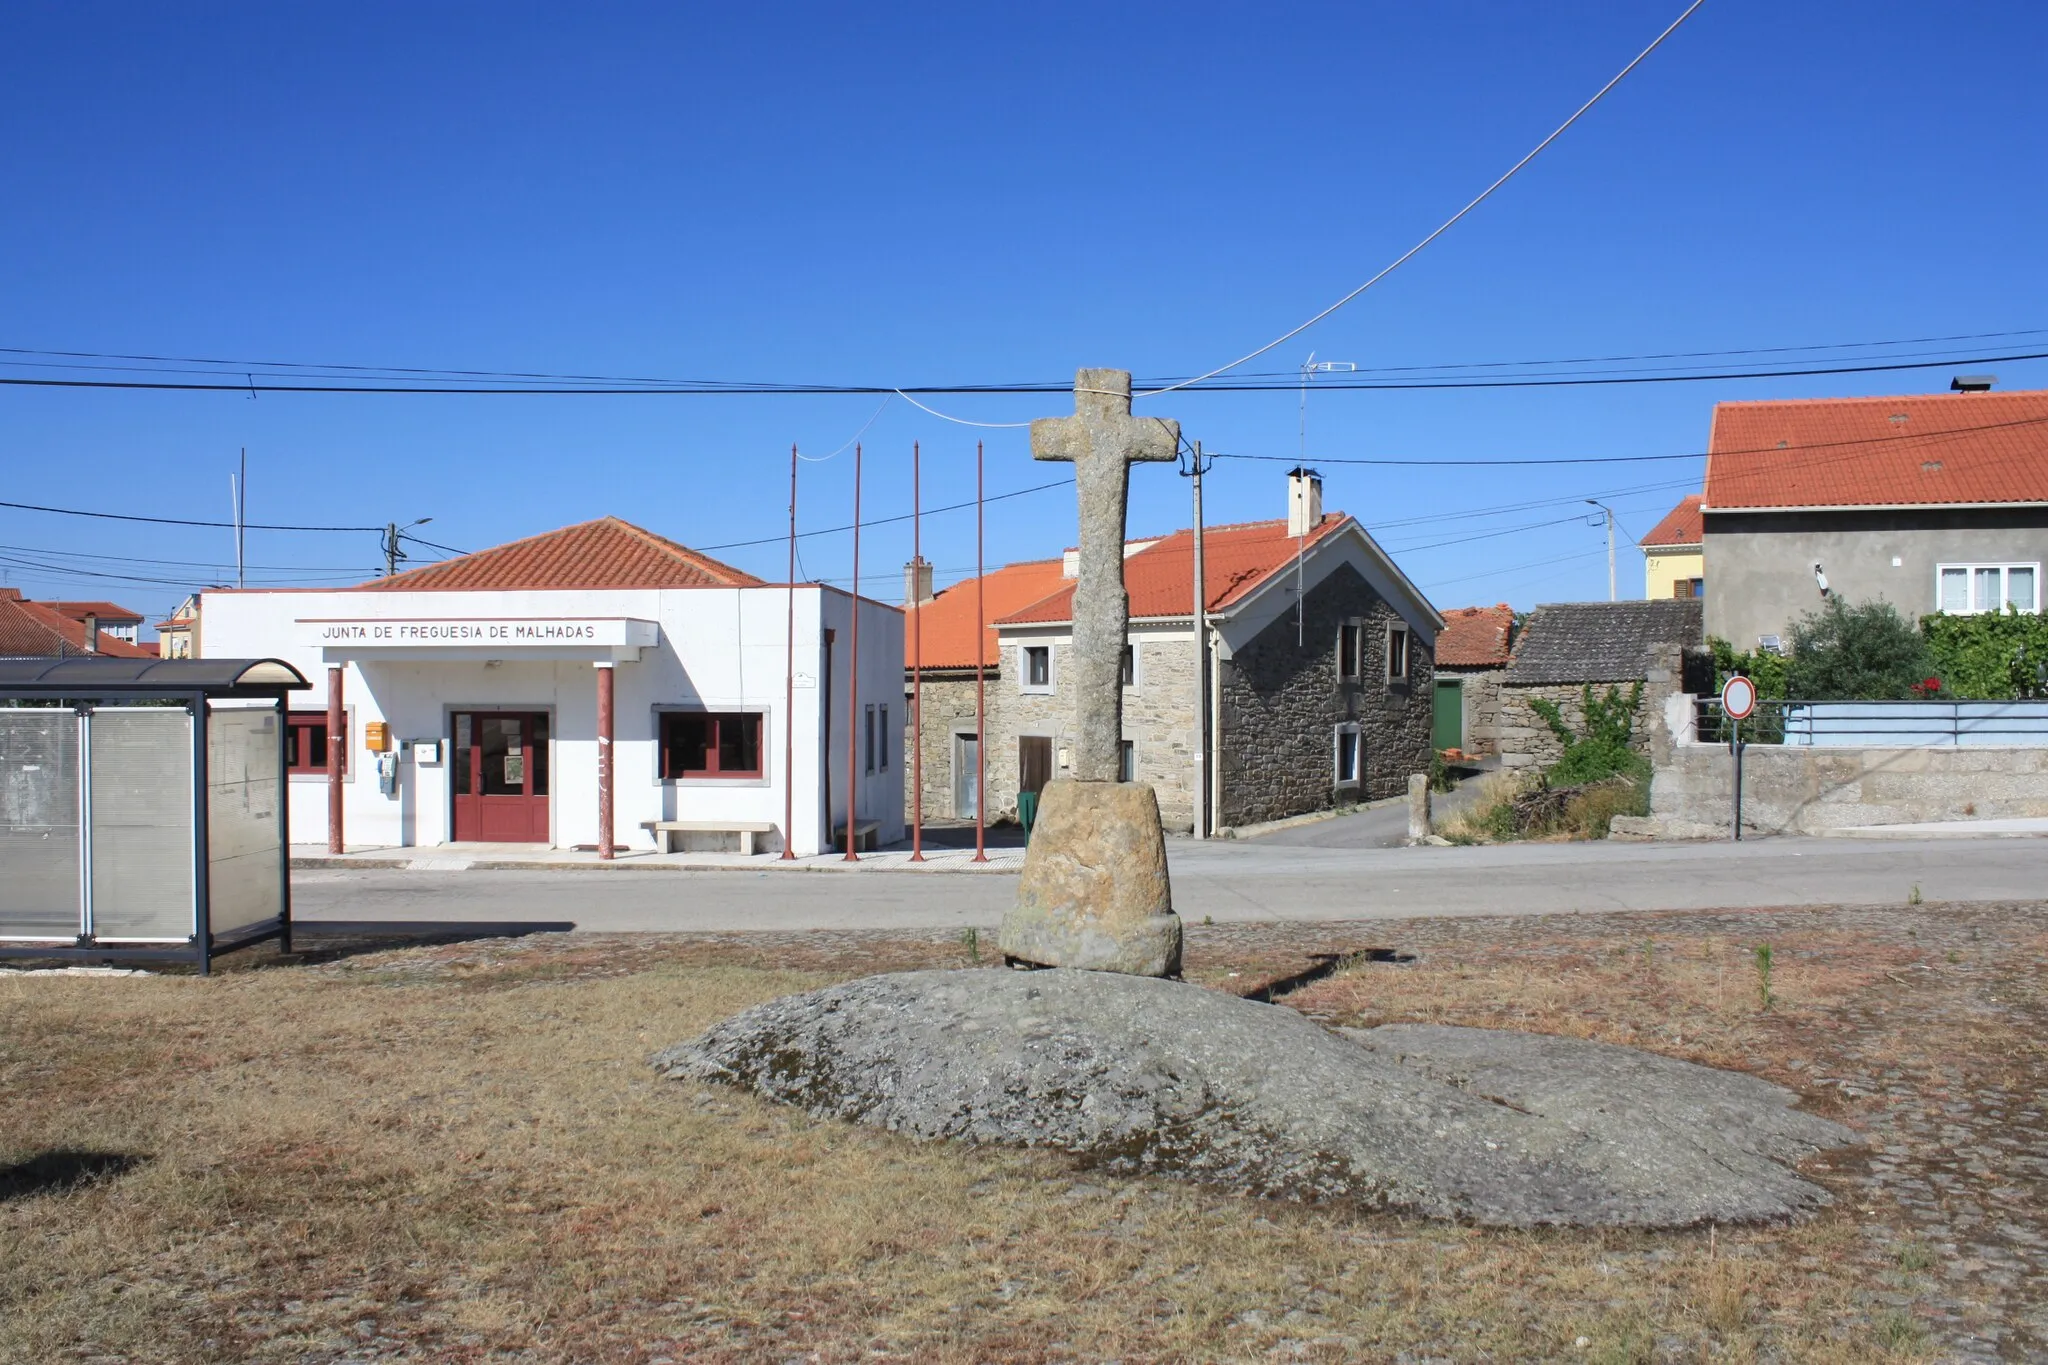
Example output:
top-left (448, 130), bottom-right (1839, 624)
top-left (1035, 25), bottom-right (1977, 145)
top-left (1119, 642), bottom-right (1139, 690)
top-left (1019, 642), bottom-right (1055, 694)
top-left (1936, 562), bottom-right (2041, 615)
top-left (1385, 624), bottom-right (1411, 683)
top-left (1336, 620), bottom-right (1364, 683)
top-left (1333, 723), bottom-right (1362, 789)
top-left (1118, 739), bottom-right (1135, 783)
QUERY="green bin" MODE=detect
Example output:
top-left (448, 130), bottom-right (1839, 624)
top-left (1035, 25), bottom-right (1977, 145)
top-left (1018, 789), bottom-right (1039, 840)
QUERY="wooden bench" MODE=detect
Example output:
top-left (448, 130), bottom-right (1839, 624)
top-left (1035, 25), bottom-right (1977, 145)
top-left (643, 820), bottom-right (778, 856)
top-left (834, 820), bottom-right (882, 854)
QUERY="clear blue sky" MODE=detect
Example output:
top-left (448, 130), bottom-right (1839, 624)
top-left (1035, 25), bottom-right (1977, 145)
top-left (4, 2), bottom-right (2044, 631)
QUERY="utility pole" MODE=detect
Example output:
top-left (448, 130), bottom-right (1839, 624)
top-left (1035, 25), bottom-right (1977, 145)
top-left (383, 517), bottom-right (434, 577)
top-left (1587, 499), bottom-right (1617, 601)
top-left (1183, 440), bottom-right (1214, 839)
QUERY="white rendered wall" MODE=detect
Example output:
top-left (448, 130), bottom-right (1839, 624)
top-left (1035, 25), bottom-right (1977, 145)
top-left (198, 584), bottom-right (903, 856)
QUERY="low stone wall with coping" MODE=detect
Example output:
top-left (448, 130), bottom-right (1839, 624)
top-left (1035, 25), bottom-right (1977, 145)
top-left (1623, 715), bottom-right (2048, 837)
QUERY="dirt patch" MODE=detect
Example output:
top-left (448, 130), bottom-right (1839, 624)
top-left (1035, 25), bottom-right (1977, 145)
top-left (2, 903), bottom-right (2039, 1362)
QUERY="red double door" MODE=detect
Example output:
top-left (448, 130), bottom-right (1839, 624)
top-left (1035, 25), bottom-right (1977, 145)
top-left (452, 711), bottom-right (550, 843)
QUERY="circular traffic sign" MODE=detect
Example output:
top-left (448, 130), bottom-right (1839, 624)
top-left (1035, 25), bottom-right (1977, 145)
top-left (1721, 674), bottom-right (1758, 721)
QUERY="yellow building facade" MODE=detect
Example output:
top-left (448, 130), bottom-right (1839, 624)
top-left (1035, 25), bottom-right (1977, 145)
top-left (1640, 495), bottom-right (1704, 600)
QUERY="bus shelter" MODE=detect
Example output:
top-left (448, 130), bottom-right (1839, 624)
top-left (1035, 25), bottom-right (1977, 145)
top-left (0, 656), bottom-right (307, 972)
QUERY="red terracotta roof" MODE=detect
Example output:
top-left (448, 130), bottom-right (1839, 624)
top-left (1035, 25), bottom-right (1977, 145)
top-left (1639, 494), bottom-right (1703, 550)
top-left (1705, 389), bottom-right (2048, 511)
top-left (905, 558), bottom-right (1069, 670)
top-left (0, 591), bottom-right (156, 658)
top-left (358, 517), bottom-right (764, 592)
top-left (997, 515), bottom-right (1352, 627)
top-left (1435, 604), bottom-right (1515, 668)
top-left (45, 600), bottom-right (146, 625)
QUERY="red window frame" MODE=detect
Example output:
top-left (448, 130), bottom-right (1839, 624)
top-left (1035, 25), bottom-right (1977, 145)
top-left (285, 710), bottom-right (345, 776)
top-left (660, 711), bottom-right (764, 779)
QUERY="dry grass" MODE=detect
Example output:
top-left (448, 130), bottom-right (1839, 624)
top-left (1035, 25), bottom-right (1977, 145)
top-left (0, 921), bottom-right (1986, 1364)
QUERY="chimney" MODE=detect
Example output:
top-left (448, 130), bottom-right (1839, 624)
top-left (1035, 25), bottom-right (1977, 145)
top-left (1287, 467), bottom-right (1323, 538)
top-left (1951, 374), bottom-right (1997, 393)
top-left (82, 613), bottom-right (99, 654)
top-left (903, 556), bottom-right (934, 606)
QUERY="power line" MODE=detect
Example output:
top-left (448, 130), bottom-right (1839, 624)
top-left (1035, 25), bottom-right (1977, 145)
top-left (1139, 0), bottom-right (1710, 397)
top-left (6, 347), bottom-right (2043, 397)
top-left (1212, 409), bottom-right (2048, 468)
top-left (695, 476), bottom-right (1075, 553)
top-left (0, 496), bottom-right (384, 532)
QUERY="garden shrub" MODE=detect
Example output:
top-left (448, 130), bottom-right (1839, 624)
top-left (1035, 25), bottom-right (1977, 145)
top-left (1530, 681), bottom-right (1648, 785)
top-left (1921, 609), bottom-right (2048, 700)
top-left (1783, 598), bottom-right (1933, 700)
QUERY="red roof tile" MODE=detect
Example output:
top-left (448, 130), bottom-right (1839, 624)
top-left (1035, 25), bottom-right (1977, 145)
top-left (1705, 389), bottom-right (2048, 511)
top-left (359, 517), bottom-right (764, 592)
top-left (997, 515), bottom-right (1351, 627)
top-left (45, 600), bottom-right (146, 625)
top-left (905, 558), bottom-right (1069, 670)
top-left (0, 592), bottom-right (156, 658)
top-left (1639, 494), bottom-right (1703, 549)
top-left (1435, 604), bottom-right (1515, 667)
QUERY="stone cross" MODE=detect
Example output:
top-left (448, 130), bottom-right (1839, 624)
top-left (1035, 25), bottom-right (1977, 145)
top-left (1032, 368), bottom-right (1180, 781)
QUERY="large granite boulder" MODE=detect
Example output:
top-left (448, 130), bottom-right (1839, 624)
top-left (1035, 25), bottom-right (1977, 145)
top-left (998, 780), bottom-right (1182, 977)
top-left (655, 968), bottom-right (1858, 1229)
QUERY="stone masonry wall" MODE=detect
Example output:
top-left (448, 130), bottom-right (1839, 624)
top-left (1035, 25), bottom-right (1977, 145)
top-left (1497, 645), bottom-right (1693, 771)
top-left (1217, 563), bottom-right (1435, 826)
top-left (1637, 741), bottom-right (2048, 837)
top-left (978, 627), bottom-right (1203, 831)
top-left (1441, 667), bottom-right (1503, 755)
top-left (902, 673), bottom-right (983, 821)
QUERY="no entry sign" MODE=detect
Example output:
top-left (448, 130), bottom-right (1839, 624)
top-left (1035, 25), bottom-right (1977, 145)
top-left (1722, 674), bottom-right (1758, 722)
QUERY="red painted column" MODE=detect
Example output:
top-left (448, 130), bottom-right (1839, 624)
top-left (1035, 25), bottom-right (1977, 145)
top-left (326, 665), bottom-right (345, 854)
top-left (596, 662), bottom-right (615, 860)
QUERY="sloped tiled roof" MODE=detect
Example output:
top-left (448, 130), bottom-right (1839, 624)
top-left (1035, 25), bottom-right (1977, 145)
top-left (1436, 604), bottom-right (1515, 668)
top-left (1505, 599), bottom-right (1701, 685)
top-left (905, 558), bottom-right (1069, 670)
top-left (359, 517), bottom-right (764, 592)
top-left (45, 600), bottom-right (146, 625)
top-left (0, 590), bottom-right (157, 658)
top-left (1640, 494), bottom-right (1703, 550)
top-left (997, 515), bottom-right (1352, 627)
top-left (1705, 389), bottom-right (2048, 511)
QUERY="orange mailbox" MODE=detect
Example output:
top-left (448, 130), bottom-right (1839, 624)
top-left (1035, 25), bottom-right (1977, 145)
top-left (363, 721), bottom-right (392, 753)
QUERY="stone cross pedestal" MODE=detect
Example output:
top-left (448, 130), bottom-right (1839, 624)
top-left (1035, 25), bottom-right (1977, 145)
top-left (999, 369), bottom-right (1185, 978)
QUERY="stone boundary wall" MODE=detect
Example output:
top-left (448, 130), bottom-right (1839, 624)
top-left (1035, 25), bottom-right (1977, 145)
top-left (1631, 740), bottom-right (2048, 837)
top-left (1497, 644), bottom-right (1697, 771)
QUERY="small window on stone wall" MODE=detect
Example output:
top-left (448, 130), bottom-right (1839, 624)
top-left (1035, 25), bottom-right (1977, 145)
top-left (1386, 625), bottom-right (1410, 682)
top-left (1337, 622), bottom-right (1364, 681)
top-left (1333, 724), bottom-right (1361, 788)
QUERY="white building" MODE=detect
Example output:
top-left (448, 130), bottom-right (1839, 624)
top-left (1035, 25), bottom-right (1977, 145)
top-left (199, 517), bottom-right (904, 856)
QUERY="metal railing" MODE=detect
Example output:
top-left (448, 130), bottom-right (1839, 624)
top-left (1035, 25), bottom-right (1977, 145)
top-left (1694, 697), bottom-right (2048, 748)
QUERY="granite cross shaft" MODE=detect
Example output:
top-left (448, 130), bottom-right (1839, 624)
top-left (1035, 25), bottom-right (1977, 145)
top-left (1031, 368), bottom-right (1181, 782)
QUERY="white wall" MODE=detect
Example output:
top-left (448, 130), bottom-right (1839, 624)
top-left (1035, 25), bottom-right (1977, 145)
top-left (198, 584), bottom-right (903, 855)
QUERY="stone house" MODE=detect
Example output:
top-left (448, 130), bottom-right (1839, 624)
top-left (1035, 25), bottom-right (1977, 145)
top-left (899, 553), bottom-right (1069, 822)
top-left (1432, 604), bottom-right (1515, 756)
top-left (1498, 599), bottom-right (1706, 770)
top-left (1703, 383), bottom-right (2047, 652)
top-left (908, 471), bottom-right (1444, 833)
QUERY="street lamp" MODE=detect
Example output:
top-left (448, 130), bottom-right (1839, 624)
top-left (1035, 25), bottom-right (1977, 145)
top-left (382, 518), bottom-right (434, 577)
top-left (1585, 500), bottom-right (1616, 602)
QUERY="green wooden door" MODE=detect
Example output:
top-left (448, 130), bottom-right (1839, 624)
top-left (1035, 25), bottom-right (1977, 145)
top-left (1432, 679), bottom-right (1463, 751)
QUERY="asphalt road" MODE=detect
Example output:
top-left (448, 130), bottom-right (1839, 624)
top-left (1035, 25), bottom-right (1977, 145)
top-left (290, 835), bottom-right (2045, 935)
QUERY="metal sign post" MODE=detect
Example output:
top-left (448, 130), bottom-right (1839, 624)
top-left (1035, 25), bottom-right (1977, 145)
top-left (1721, 675), bottom-right (1757, 842)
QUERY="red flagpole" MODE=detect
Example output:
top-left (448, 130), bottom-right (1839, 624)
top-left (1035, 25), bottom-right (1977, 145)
top-left (844, 441), bottom-right (862, 861)
top-left (909, 439), bottom-right (926, 861)
top-left (973, 438), bottom-right (988, 862)
top-left (781, 443), bottom-right (798, 860)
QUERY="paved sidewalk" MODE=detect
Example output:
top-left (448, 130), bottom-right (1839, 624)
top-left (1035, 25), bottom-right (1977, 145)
top-left (290, 833), bottom-right (2048, 934)
top-left (292, 842), bottom-right (1026, 873)
top-left (1819, 816), bottom-right (2048, 839)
